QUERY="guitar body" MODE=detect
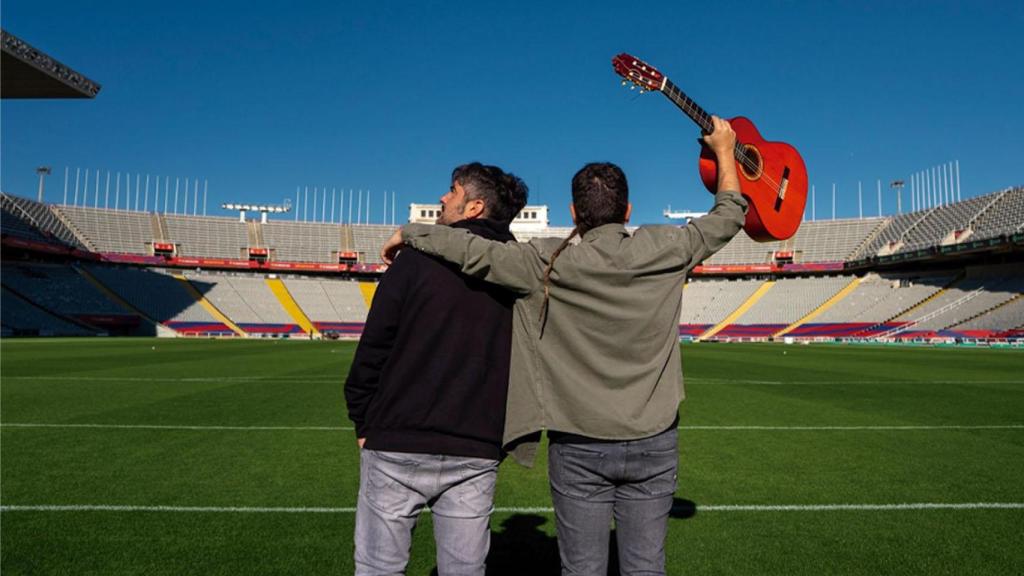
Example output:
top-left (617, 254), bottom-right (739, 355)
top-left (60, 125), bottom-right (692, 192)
top-left (698, 117), bottom-right (807, 241)
top-left (611, 53), bottom-right (808, 242)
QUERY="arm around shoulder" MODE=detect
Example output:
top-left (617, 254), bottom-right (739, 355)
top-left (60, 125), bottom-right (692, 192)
top-left (402, 223), bottom-right (542, 294)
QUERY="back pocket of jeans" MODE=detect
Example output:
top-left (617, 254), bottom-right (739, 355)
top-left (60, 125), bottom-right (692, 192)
top-left (637, 448), bottom-right (678, 497)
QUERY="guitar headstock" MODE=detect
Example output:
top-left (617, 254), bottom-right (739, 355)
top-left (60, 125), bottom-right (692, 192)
top-left (611, 53), bottom-right (665, 93)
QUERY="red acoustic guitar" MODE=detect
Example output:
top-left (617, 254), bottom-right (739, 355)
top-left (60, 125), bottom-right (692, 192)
top-left (612, 53), bottom-right (807, 241)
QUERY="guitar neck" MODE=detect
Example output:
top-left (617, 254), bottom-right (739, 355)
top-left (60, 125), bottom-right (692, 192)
top-left (661, 79), bottom-right (713, 132)
top-left (661, 79), bottom-right (744, 158)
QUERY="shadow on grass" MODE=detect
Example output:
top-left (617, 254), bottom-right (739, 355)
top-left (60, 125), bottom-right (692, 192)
top-left (427, 514), bottom-right (560, 575)
top-left (670, 497), bottom-right (698, 519)
top-left (432, 498), bottom-right (699, 575)
top-left (485, 514), bottom-right (561, 575)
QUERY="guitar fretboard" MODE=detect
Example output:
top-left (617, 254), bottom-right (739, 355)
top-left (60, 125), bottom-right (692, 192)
top-left (662, 79), bottom-right (713, 133)
top-left (662, 79), bottom-right (747, 163)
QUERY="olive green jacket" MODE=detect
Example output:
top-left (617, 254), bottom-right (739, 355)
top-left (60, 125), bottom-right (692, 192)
top-left (402, 191), bottom-right (748, 465)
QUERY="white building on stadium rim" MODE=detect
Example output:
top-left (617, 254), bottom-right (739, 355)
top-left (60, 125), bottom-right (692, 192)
top-left (408, 203), bottom-right (549, 233)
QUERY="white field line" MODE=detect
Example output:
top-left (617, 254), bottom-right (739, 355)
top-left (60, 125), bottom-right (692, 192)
top-left (3, 376), bottom-right (337, 383)
top-left (690, 378), bottom-right (1024, 386)
top-left (682, 424), bottom-right (1024, 431)
top-left (1, 503), bottom-right (1022, 514)
top-left (5, 376), bottom-right (1023, 386)
top-left (2, 423), bottom-right (1022, 432)
top-left (0, 423), bottom-right (353, 431)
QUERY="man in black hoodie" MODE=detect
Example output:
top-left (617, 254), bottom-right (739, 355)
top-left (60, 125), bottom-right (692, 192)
top-left (345, 163), bottom-right (528, 576)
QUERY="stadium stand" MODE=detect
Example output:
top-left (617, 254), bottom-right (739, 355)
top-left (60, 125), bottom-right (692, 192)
top-left (900, 194), bottom-right (996, 251)
top-left (813, 273), bottom-right (954, 324)
top-left (163, 215), bottom-right (249, 259)
top-left (854, 210), bottom-right (925, 258)
top-left (58, 205), bottom-right (153, 254)
top-left (852, 187), bottom-right (1024, 258)
top-left (970, 187), bottom-right (1024, 242)
top-left (704, 276), bottom-right (854, 339)
top-left (2, 184), bottom-right (1021, 341)
top-left (6, 185), bottom-right (1017, 267)
top-left (732, 276), bottom-right (854, 325)
top-left (262, 222), bottom-right (345, 263)
top-left (2, 198), bottom-right (51, 244)
top-left (281, 276), bottom-right (369, 335)
top-left (680, 278), bottom-right (765, 325)
top-left (182, 272), bottom-right (300, 334)
top-left (893, 265), bottom-right (1024, 334)
top-left (2, 193), bottom-right (88, 248)
top-left (2, 263), bottom-right (129, 317)
top-left (226, 276), bottom-right (296, 324)
top-left (954, 295), bottom-right (1024, 333)
top-left (788, 218), bottom-right (884, 263)
top-left (1, 286), bottom-right (94, 336)
top-left (83, 264), bottom-right (225, 332)
top-left (707, 218), bottom-right (884, 264)
top-left (702, 230), bottom-right (778, 264)
top-left (318, 279), bottom-right (371, 323)
top-left (281, 277), bottom-right (345, 321)
top-left (350, 225), bottom-right (399, 265)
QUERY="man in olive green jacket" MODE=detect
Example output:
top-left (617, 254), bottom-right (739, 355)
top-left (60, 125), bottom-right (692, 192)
top-left (382, 117), bottom-right (746, 576)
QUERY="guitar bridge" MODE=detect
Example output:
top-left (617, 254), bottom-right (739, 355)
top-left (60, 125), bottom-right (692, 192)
top-left (774, 167), bottom-right (791, 212)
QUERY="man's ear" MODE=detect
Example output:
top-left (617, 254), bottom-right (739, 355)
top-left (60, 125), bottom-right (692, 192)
top-left (570, 202), bottom-right (578, 225)
top-left (465, 198), bottom-right (486, 219)
top-left (624, 202), bottom-right (632, 223)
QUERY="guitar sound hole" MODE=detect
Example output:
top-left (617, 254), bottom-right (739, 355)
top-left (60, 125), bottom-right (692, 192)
top-left (740, 145), bottom-right (763, 180)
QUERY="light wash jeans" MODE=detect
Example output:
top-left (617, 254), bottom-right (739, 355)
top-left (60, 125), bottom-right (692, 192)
top-left (548, 427), bottom-right (678, 576)
top-left (354, 449), bottom-right (500, 576)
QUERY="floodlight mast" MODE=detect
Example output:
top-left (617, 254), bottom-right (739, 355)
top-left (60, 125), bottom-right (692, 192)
top-left (890, 180), bottom-right (905, 214)
top-left (36, 166), bottom-right (52, 202)
top-left (222, 202), bottom-right (291, 223)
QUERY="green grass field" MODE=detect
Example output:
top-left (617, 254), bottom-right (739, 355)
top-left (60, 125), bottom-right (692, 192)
top-left (2, 338), bottom-right (1022, 575)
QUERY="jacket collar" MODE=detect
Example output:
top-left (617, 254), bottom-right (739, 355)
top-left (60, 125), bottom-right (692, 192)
top-left (580, 222), bottom-right (629, 242)
top-left (450, 218), bottom-right (516, 243)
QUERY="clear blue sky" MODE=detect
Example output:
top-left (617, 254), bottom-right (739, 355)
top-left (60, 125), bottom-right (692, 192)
top-left (2, 0), bottom-right (1022, 226)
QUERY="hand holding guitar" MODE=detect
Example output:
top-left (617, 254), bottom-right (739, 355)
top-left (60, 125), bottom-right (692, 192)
top-left (703, 116), bottom-right (740, 194)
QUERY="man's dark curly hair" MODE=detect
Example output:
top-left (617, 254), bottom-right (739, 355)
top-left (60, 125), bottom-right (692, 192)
top-left (570, 162), bottom-right (629, 234)
top-left (452, 162), bottom-right (529, 224)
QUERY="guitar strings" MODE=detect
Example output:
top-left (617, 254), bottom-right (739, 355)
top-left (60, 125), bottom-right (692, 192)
top-left (667, 83), bottom-right (779, 189)
top-left (662, 82), bottom-right (785, 194)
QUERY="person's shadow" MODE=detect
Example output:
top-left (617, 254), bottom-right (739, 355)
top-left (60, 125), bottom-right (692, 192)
top-left (485, 514), bottom-right (561, 575)
top-left (429, 514), bottom-right (560, 576)
top-left (431, 499), bottom-right (698, 575)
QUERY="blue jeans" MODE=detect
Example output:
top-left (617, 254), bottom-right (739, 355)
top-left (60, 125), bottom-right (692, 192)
top-left (548, 427), bottom-right (678, 576)
top-left (355, 449), bottom-right (500, 576)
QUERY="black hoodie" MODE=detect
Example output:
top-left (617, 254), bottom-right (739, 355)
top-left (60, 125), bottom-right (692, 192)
top-left (344, 218), bottom-right (517, 459)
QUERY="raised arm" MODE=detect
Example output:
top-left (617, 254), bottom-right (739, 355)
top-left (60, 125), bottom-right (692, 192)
top-left (391, 224), bottom-right (544, 295)
top-left (677, 116), bottom-right (748, 268)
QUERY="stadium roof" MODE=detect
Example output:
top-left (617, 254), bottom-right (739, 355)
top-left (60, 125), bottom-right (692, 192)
top-left (1, 29), bottom-right (101, 99)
